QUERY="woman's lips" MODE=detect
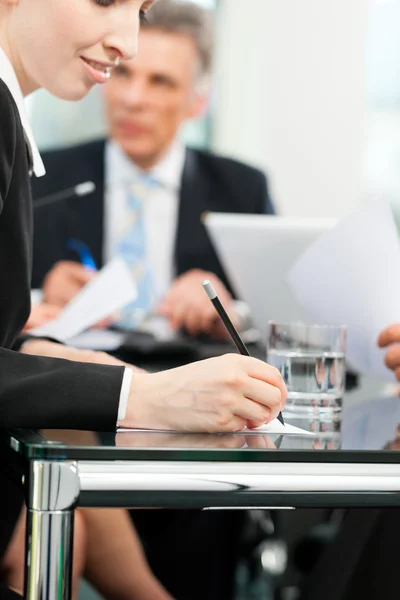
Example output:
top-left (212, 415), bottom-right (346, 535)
top-left (80, 57), bottom-right (112, 84)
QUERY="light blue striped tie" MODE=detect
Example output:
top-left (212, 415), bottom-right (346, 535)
top-left (115, 175), bottom-right (157, 329)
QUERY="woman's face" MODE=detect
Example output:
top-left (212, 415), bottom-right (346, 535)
top-left (7, 0), bottom-right (155, 100)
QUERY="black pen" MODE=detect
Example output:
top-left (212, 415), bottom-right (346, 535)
top-left (202, 280), bottom-right (285, 426)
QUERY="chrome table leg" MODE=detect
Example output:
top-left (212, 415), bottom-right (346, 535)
top-left (24, 461), bottom-right (80, 600)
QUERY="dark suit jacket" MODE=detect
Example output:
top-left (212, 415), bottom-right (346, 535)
top-left (31, 140), bottom-right (274, 293)
top-left (0, 83), bottom-right (123, 433)
top-left (0, 81), bottom-right (125, 568)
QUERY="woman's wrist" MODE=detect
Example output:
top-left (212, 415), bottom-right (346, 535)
top-left (118, 372), bottom-right (143, 429)
top-left (19, 338), bottom-right (60, 356)
top-left (119, 372), bottom-right (164, 431)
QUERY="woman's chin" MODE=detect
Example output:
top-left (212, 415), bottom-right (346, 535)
top-left (46, 79), bottom-right (94, 102)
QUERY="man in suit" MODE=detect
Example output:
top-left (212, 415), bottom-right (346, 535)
top-left (31, 0), bottom-right (274, 338)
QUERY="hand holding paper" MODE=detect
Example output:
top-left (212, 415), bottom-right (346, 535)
top-left (31, 258), bottom-right (137, 342)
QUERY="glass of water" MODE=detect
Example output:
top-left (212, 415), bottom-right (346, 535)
top-left (267, 322), bottom-right (347, 422)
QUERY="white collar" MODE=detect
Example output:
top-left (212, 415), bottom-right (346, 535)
top-left (106, 138), bottom-right (186, 190)
top-left (0, 46), bottom-right (45, 177)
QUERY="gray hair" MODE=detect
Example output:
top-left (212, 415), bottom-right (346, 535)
top-left (144, 0), bottom-right (214, 80)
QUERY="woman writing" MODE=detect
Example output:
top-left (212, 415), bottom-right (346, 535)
top-left (0, 0), bottom-right (286, 596)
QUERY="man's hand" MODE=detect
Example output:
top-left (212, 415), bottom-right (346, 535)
top-left (43, 261), bottom-right (95, 307)
top-left (378, 324), bottom-right (400, 380)
top-left (23, 303), bottom-right (61, 331)
top-left (20, 339), bottom-right (145, 373)
top-left (121, 354), bottom-right (287, 433)
top-left (157, 269), bottom-right (236, 337)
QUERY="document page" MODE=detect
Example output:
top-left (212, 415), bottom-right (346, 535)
top-left (31, 258), bottom-right (137, 342)
top-left (288, 198), bottom-right (400, 380)
top-left (118, 419), bottom-right (314, 436)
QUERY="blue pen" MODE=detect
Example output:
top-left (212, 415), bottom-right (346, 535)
top-left (67, 239), bottom-right (97, 272)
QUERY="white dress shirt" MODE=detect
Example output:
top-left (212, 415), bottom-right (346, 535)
top-left (0, 47), bottom-right (45, 177)
top-left (0, 46), bottom-right (130, 423)
top-left (104, 139), bottom-right (252, 334)
top-left (104, 138), bottom-right (186, 305)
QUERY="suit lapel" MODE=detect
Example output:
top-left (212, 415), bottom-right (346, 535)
top-left (66, 142), bottom-right (105, 269)
top-left (173, 148), bottom-right (238, 293)
top-left (175, 149), bottom-right (211, 276)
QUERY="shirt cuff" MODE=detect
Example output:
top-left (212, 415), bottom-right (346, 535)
top-left (31, 289), bottom-right (44, 305)
top-left (117, 367), bottom-right (132, 422)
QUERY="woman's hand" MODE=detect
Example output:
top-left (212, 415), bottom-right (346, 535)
top-left (121, 354), bottom-right (287, 433)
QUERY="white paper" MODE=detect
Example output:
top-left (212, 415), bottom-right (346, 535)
top-left (31, 258), bottom-right (137, 342)
top-left (65, 330), bottom-right (126, 351)
top-left (118, 418), bottom-right (314, 436)
top-left (140, 315), bottom-right (179, 341)
top-left (244, 419), bottom-right (314, 435)
top-left (288, 198), bottom-right (400, 380)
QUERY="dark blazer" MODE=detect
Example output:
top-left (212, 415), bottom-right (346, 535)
top-left (31, 140), bottom-right (274, 293)
top-left (0, 82), bottom-right (123, 435)
top-left (0, 80), bottom-right (124, 568)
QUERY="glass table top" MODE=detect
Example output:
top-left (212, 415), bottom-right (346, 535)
top-left (5, 393), bottom-right (400, 464)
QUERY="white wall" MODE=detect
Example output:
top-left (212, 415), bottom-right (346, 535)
top-left (213, 0), bottom-right (369, 218)
top-left (363, 0), bottom-right (400, 204)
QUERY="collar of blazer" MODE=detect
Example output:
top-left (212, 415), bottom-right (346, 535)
top-left (0, 46), bottom-right (45, 177)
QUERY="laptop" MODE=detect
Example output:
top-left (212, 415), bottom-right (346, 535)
top-left (205, 213), bottom-right (337, 335)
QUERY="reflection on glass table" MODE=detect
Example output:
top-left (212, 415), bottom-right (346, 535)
top-left (5, 393), bottom-right (400, 600)
top-left (35, 393), bottom-right (400, 456)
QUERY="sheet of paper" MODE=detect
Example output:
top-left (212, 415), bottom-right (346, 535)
top-left (140, 315), bottom-right (179, 341)
top-left (65, 329), bottom-right (126, 351)
top-left (244, 419), bottom-right (314, 436)
top-left (118, 418), bottom-right (314, 436)
top-left (288, 198), bottom-right (400, 380)
top-left (31, 258), bottom-right (137, 342)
